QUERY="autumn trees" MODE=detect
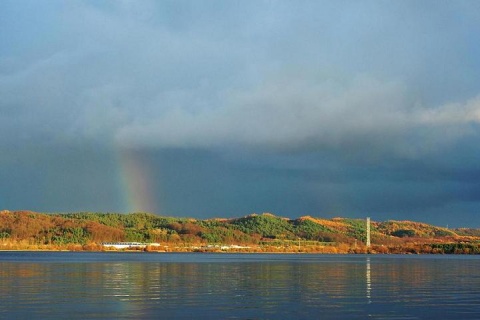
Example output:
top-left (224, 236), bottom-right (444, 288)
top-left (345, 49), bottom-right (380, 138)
top-left (1, 210), bottom-right (480, 253)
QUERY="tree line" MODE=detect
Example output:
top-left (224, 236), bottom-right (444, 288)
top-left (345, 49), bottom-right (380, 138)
top-left (1, 210), bottom-right (479, 253)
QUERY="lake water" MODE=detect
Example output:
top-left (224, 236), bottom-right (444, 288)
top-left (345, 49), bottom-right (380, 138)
top-left (1, 252), bottom-right (480, 319)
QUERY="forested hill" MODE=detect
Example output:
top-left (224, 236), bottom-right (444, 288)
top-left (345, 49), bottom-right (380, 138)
top-left (1, 210), bottom-right (480, 253)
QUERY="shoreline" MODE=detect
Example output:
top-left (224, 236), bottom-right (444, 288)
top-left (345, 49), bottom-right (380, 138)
top-left (0, 248), bottom-right (476, 255)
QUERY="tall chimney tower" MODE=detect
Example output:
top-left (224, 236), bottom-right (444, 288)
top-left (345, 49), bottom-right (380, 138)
top-left (366, 217), bottom-right (371, 247)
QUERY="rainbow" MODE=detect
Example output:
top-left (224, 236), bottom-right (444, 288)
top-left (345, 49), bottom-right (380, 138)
top-left (116, 148), bottom-right (161, 214)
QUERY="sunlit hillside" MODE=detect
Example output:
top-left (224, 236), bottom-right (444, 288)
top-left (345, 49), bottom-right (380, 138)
top-left (1, 210), bottom-right (479, 254)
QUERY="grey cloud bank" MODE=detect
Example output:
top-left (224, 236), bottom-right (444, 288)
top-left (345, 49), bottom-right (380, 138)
top-left (1, 1), bottom-right (480, 227)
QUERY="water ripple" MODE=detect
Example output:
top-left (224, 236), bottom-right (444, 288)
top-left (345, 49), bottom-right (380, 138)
top-left (1, 253), bottom-right (480, 319)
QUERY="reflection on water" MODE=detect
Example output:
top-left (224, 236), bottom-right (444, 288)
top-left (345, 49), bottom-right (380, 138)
top-left (366, 257), bottom-right (371, 303)
top-left (1, 253), bottom-right (480, 319)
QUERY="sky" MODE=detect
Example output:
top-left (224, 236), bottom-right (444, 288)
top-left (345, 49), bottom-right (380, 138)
top-left (1, 0), bottom-right (480, 227)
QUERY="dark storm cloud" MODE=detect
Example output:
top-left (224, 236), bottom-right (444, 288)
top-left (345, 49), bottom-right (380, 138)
top-left (1, 1), bottom-right (480, 226)
top-left (0, 143), bottom-right (123, 212)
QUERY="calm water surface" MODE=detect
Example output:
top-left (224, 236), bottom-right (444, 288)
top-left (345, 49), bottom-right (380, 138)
top-left (1, 252), bottom-right (480, 319)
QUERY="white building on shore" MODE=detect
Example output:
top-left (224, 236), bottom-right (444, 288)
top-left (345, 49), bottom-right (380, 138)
top-left (102, 242), bottom-right (160, 249)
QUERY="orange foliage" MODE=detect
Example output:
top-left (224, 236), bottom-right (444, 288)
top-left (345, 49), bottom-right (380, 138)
top-left (299, 216), bottom-right (348, 231)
